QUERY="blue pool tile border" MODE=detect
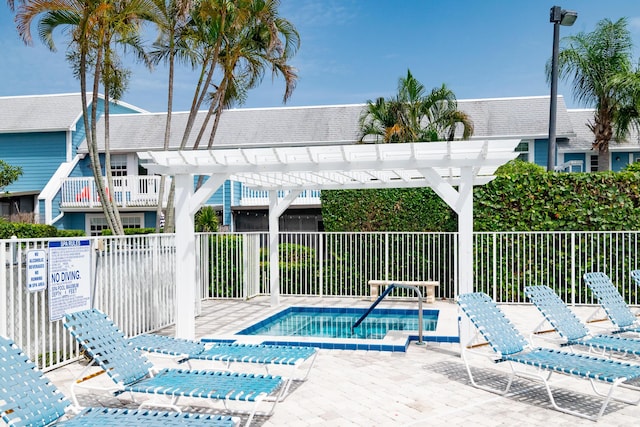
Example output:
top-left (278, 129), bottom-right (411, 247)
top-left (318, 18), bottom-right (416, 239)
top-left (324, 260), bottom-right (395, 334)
top-left (204, 306), bottom-right (457, 353)
top-left (235, 306), bottom-right (439, 337)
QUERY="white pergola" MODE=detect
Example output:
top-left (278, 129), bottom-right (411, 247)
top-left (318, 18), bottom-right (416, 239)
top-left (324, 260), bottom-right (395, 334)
top-left (139, 139), bottom-right (520, 343)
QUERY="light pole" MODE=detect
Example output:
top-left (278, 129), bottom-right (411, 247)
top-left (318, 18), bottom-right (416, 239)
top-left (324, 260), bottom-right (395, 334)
top-left (547, 6), bottom-right (577, 172)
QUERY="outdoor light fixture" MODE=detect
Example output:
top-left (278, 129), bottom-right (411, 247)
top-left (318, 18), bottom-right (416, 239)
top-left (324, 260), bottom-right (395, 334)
top-left (547, 5), bottom-right (577, 171)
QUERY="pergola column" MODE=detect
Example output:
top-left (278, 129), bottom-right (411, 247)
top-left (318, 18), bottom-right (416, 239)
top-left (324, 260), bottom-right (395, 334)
top-left (173, 173), bottom-right (228, 339)
top-left (174, 173), bottom-right (196, 339)
top-left (268, 190), bottom-right (302, 306)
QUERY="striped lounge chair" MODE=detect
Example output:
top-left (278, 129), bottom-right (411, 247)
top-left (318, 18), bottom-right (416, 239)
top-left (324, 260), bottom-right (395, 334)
top-left (584, 272), bottom-right (640, 333)
top-left (128, 334), bottom-right (317, 400)
top-left (0, 335), bottom-right (238, 427)
top-left (525, 285), bottom-right (640, 357)
top-left (457, 292), bottom-right (640, 420)
top-left (63, 309), bottom-right (285, 426)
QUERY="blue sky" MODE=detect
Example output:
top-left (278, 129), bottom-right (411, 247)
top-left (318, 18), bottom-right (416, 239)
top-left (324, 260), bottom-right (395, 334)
top-left (2, 0), bottom-right (640, 112)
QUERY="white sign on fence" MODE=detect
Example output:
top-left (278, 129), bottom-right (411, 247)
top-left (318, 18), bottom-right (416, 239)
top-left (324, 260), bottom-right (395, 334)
top-left (48, 239), bottom-right (92, 321)
top-left (26, 249), bottom-right (47, 292)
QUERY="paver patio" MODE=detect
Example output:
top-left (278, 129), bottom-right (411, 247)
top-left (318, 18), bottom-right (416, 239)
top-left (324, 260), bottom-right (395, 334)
top-left (45, 297), bottom-right (640, 426)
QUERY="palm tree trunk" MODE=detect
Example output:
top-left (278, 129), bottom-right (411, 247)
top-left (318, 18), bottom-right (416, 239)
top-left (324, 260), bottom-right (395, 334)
top-left (165, 50), bottom-right (220, 232)
top-left (103, 84), bottom-right (124, 235)
top-left (156, 27), bottom-right (177, 232)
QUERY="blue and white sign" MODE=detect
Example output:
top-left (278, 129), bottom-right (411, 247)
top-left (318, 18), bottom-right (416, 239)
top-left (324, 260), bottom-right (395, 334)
top-left (26, 249), bottom-right (47, 292)
top-left (48, 239), bottom-right (92, 321)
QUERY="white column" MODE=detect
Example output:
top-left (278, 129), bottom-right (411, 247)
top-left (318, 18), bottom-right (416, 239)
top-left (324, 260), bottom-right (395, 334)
top-left (267, 189), bottom-right (302, 307)
top-left (268, 191), bottom-right (280, 306)
top-left (173, 173), bottom-right (196, 339)
top-left (457, 167), bottom-right (474, 347)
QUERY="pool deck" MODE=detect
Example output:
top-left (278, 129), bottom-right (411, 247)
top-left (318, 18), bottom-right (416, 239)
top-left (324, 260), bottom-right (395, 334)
top-left (46, 296), bottom-right (640, 426)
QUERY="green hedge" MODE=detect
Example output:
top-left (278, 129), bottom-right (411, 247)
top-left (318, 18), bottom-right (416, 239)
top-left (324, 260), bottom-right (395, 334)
top-left (322, 161), bottom-right (640, 233)
top-left (475, 168), bottom-right (640, 232)
top-left (101, 227), bottom-right (160, 236)
top-left (321, 188), bottom-right (457, 232)
top-left (0, 220), bottom-right (85, 239)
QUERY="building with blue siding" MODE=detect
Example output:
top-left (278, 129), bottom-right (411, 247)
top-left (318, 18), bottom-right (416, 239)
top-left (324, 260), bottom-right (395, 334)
top-left (0, 93), bottom-right (145, 225)
top-left (2, 93), bottom-right (639, 235)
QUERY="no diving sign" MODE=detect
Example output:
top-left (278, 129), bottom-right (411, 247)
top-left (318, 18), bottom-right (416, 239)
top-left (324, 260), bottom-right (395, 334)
top-left (48, 239), bottom-right (92, 321)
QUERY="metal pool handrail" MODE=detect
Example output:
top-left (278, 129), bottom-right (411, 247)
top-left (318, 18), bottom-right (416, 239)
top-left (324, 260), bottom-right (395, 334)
top-left (352, 283), bottom-right (424, 345)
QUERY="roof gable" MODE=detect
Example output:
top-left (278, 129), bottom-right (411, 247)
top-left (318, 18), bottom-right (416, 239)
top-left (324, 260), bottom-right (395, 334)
top-left (0, 93), bottom-right (147, 134)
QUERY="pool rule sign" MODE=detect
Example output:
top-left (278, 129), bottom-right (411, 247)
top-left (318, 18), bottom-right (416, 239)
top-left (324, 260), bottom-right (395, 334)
top-left (48, 239), bottom-right (91, 321)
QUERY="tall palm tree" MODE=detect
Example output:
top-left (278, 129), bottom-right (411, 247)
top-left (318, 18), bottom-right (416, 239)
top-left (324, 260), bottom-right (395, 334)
top-left (148, 0), bottom-right (195, 231)
top-left (161, 0), bottom-right (299, 231)
top-left (554, 17), bottom-right (640, 171)
top-left (15, 0), bottom-right (156, 234)
top-left (360, 69), bottom-right (473, 143)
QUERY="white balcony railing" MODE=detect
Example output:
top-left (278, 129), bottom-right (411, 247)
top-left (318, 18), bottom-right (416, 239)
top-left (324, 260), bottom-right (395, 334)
top-left (60, 176), bottom-right (169, 208)
top-left (239, 188), bottom-right (321, 206)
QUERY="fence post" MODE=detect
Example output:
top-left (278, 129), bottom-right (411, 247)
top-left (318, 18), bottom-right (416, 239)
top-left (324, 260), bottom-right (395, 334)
top-left (318, 232), bottom-right (324, 297)
top-left (0, 240), bottom-right (6, 337)
top-left (492, 233), bottom-right (497, 301)
top-left (384, 232), bottom-right (389, 281)
top-left (571, 232), bottom-right (576, 306)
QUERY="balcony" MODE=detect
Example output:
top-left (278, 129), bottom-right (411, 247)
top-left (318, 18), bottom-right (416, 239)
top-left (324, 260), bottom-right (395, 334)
top-left (60, 176), bottom-right (169, 209)
top-left (239, 188), bottom-right (321, 206)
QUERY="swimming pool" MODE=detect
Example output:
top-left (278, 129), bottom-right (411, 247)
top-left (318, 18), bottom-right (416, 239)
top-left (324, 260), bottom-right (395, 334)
top-left (226, 306), bottom-right (453, 352)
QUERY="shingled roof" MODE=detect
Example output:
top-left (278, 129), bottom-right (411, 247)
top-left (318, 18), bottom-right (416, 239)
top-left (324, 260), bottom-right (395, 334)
top-left (83, 104), bottom-right (365, 153)
top-left (0, 93), bottom-right (147, 134)
top-left (564, 109), bottom-right (640, 152)
top-left (459, 95), bottom-right (573, 139)
top-left (82, 95), bottom-right (575, 152)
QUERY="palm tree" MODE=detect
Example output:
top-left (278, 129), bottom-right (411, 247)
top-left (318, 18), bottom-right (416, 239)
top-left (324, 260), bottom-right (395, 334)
top-left (161, 0), bottom-right (299, 231)
top-left (359, 70), bottom-right (473, 143)
top-left (148, 0), bottom-right (195, 231)
top-left (358, 97), bottom-right (406, 143)
top-left (15, 0), bottom-right (157, 234)
top-left (554, 17), bottom-right (640, 171)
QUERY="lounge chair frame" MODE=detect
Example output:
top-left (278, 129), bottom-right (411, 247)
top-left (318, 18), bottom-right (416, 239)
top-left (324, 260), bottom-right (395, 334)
top-left (63, 309), bottom-right (285, 426)
top-left (457, 292), bottom-right (640, 420)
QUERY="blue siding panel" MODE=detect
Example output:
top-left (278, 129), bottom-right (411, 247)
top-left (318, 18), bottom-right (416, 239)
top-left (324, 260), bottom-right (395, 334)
top-left (108, 102), bottom-right (140, 115)
top-left (0, 131), bottom-right (66, 193)
top-left (57, 212), bottom-right (86, 232)
top-left (612, 152), bottom-right (631, 172)
top-left (533, 138), bottom-right (548, 167)
top-left (231, 181), bottom-right (242, 205)
top-left (144, 211), bottom-right (155, 229)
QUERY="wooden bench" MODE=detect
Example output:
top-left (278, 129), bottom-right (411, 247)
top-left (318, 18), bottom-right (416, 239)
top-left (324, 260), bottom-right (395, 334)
top-left (368, 280), bottom-right (439, 303)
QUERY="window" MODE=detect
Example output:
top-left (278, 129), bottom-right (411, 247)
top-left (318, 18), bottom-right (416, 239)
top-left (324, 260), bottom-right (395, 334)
top-left (87, 214), bottom-right (142, 236)
top-left (515, 140), bottom-right (530, 162)
top-left (110, 154), bottom-right (127, 187)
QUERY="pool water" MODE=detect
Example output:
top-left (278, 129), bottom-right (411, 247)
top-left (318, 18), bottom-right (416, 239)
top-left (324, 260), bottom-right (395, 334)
top-left (236, 306), bottom-right (438, 339)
